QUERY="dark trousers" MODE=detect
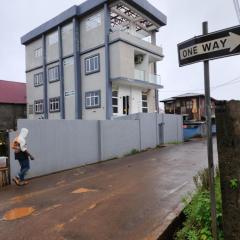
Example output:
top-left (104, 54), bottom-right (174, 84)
top-left (18, 159), bottom-right (30, 181)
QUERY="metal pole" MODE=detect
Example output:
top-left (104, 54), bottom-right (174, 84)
top-left (203, 21), bottom-right (218, 240)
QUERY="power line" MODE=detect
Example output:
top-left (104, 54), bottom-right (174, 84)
top-left (160, 75), bottom-right (240, 93)
top-left (233, 0), bottom-right (240, 23)
top-left (212, 76), bottom-right (240, 91)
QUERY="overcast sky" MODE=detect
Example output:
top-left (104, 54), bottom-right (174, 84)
top-left (0, 0), bottom-right (239, 102)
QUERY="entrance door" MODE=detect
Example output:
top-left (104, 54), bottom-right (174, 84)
top-left (123, 96), bottom-right (129, 115)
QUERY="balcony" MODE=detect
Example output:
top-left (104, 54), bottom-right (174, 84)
top-left (111, 69), bottom-right (163, 89)
top-left (135, 69), bottom-right (162, 85)
top-left (109, 31), bottom-right (163, 58)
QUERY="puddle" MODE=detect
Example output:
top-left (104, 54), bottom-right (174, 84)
top-left (54, 223), bottom-right (65, 232)
top-left (69, 216), bottom-right (78, 223)
top-left (56, 180), bottom-right (66, 186)
top-left (72, 188), bottom-right (97, 194)
top-left (88, 203), bottom-right (97, 210)
top-left (3, 207), bottom-right (35, 221)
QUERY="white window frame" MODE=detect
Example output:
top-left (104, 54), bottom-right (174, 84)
top-left (86, 13), bottom-right (101, 31)
top-left (186, 100), bottom-right (193, 109)
top-left (112, 89), bottom-right (119, 114)
top-left (142, 92), bottom-right (148, 113)
top-left (49, 97), bottom-right (60, 113)
top-left (34, 100), bottom-right (44, 114)
top-left (85, 54), bottom-right (100, 75)
top-left (34, 72), bottom-right (43, 87)
top-left (48, 66), bottom-right (59, 82)
top-left (34, 48), bottom-right (42, 58)
top-left (85, 91), bottom-right (101, 109)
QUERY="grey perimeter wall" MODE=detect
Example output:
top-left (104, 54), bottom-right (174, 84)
top-left (9, 113), bottom-right (183, 178)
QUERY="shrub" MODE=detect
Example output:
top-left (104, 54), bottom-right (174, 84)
top-left (175, 168), bottom-right (224, 240)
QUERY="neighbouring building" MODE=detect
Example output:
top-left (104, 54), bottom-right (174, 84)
top-left (161, 93), bottom-right (216, 122)
top-left (0, 80), bottom-right (27, 130)
top-left (21, 0), bottom-right (167, 120)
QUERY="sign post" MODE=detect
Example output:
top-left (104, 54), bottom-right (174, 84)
top-left (202, 21), bottom-right (218, 240)
top-left (177, 23), bottom-right (240, 240)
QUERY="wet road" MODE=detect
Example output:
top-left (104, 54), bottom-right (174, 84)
top-left (0, 138), bottom-right (217, 240)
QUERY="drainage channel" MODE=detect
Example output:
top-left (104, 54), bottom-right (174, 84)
top-left (157, 210), bottom-right (185, 240)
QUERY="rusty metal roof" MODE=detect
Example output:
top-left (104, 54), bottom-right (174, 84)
top-left (0, 80), bottom-right (26, 104)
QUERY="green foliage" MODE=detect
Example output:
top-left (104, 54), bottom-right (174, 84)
top-left (175, 168), bottom-right (224, 240)
top-left (230, 178), bottom-right (238, 190)
top-left (193, 168), bottom-right (210, 191)
top-left (167, 141), bottom-right (182, 145)
top-left (125, 149), bottom-right (140, 156)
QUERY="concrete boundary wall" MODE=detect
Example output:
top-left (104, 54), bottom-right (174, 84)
top-left (9, 113), bottom-right (183, 179)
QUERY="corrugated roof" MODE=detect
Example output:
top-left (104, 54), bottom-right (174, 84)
top-left (161, 93), bottom-right (216, 102)
top-left (0, 80), bottom-right (26, 104)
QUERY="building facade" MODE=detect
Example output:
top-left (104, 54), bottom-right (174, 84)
top-left (21, 0), bottom-right (167, 120)
top-left (161, 93), bottom-right (216, 122)
top-left (0, 80), bottom-right (27, 130)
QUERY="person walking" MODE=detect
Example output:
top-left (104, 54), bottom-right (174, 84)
top-left (12, 128), bottom-right (34, 186)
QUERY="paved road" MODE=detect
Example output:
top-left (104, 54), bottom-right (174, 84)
top-left (0, 139), bottom-right (218, 240)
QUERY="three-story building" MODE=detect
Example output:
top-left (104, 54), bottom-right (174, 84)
top-left (21, 0), bottom-right (167, 120)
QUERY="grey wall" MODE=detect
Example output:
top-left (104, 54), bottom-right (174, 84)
top-left (26, 68), bottom-right (44, 120)
top-left (10, 119), bottom-right (99, 178)
top-left (25, 38), bottom-right (43, 71)
top-left (100, 120), bottom-right (140, 160)
top-left (162, 114), bottom-right (183, 143)
top-left (81, 48), bottom-right (106, 120)
top-left (10, 113), bottom-right (183, 179)
top-left (46, 30), bottom-right (59, 63)
top-left (118, 112), bottom-right (183, 145)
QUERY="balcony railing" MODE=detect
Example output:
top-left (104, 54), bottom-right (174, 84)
top-left (134, 69), bottom-right (161, 86)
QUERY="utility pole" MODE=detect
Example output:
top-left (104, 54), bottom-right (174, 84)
top-left (203, 21), bottom-right (218, 240)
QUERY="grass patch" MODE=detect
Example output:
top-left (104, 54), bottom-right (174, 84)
top-left (124, 149), bottom-right (140, 157)
top-left (167, 141), bottom-right (182, 145)
top-left (174, 168), bottom-right (224, 240)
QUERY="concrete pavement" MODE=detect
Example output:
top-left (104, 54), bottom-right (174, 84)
top-left (0, 138), bottom-right (217, 240)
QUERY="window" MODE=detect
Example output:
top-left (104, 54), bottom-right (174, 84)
top-left (85, 54), bottom-right (100, 74)
top-left (86, 13), bottom-right (101, 31)
top-left (186, 100), bottom-right (193, 109)
top-left (85, 91), bottom-right (101, 109)
top-left (34, 72), bottom-right (43, 87)
top-left (34, 48), bottom-right (42, 58)
top-left (112, 90), bottom-right (118, 114)
top-left (165, 104), bottom-right (169, 111)
top-left (48, 32), bottom-right (58, 45)
top-left (49, 97), bottom-right (60, 113)
top-left (48, 66), bottom-right (59, 82)
top-left (142, 93), bottom-right (148, 113)
top-left (34, 100), bottom-right (44, 114)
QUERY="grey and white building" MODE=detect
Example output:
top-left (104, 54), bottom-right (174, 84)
top-left (21, 0), bottom-right (167, 120)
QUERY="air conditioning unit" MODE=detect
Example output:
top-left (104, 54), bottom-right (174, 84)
top-left (135, 55), bottom-right (144, 64)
